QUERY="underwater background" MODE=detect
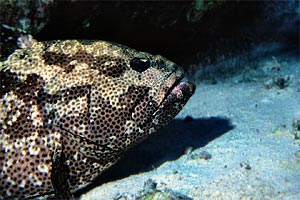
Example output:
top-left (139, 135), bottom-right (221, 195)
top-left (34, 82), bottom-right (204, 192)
top-left (1, 0), bottom-right (299, 199)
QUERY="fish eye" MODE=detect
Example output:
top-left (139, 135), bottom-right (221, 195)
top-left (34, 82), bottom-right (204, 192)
top-left (130, 57), bottom-right (150, 72)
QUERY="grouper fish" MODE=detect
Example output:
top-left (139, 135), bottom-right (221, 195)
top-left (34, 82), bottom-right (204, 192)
top-left (0, 37), bottom-right (195, 199)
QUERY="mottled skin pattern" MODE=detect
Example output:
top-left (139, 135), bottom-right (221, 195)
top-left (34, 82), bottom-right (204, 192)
top-left (0, 38), bottom-right (195, 199)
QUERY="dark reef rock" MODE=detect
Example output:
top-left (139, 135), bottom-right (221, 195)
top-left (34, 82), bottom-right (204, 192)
top-left (0, 0), bottom-right (53, 60)
top-left (1, 0), bottom-right (299, 80)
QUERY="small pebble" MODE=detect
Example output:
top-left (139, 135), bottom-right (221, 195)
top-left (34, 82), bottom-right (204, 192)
top-left (240, 161), bottom-right (251, 170)
top-left (144, 179), bottom-right (157, 192)
top-left (113, 193), bottom-right (128, 200)
top-left (275, 76), bottom-right (290, 89)
top-left (190, 150), bottom-right (212, 160)
top-left (184, 115), bottom-right (194, 122)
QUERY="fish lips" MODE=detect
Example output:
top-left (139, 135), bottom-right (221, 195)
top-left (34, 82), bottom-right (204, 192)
top-left (150, 70), bottom-right (196, 129)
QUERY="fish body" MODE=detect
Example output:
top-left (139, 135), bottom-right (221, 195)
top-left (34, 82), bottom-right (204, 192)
top-left (0, 38), bottom-right (195, 198)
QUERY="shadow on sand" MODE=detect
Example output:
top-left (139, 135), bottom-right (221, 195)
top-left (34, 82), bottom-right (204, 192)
top-left (75, 116), bottom-right (234, 197)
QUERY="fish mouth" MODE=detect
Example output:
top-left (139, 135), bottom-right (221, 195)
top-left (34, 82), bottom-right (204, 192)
top-left (160, 72), bottom-right (195, 109)
top-left (165, 80), bottom-right (195, 105)
top-left (131, 65), bottom-right (195, 131)
top-left (150, 69), bottom-right (195, 128)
